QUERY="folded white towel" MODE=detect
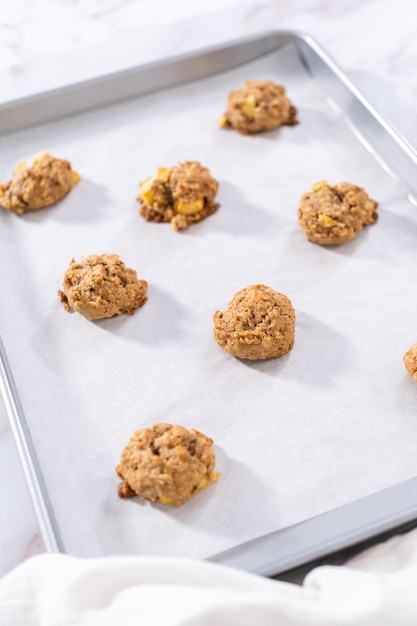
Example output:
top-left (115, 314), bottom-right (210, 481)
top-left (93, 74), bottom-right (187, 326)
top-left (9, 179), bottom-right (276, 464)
top-left (2, 528), bottom-right (417, 625)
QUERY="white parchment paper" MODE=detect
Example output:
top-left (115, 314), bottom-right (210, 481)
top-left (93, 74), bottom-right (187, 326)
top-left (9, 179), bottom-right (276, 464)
top-left (1, 44), bottom-right (417, 560)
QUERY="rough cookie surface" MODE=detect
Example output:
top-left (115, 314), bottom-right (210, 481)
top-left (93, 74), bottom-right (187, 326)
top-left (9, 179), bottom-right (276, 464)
top-left (0, 151), bottom-right (79, 214)
top-left (116, 423), bottom-right (219, 506)
top-left (298, 181), bottom-right (378, 245)
top-left (213, 284), bottom-right (295, 360)
top-left (404, 344), bottom-right (417, 383)
top-left (58, 254), bottom-right (148, 321)
top-left (137, 161), bottom-right (219, 231)
top-left (219, 80), bottom-right (298, 135)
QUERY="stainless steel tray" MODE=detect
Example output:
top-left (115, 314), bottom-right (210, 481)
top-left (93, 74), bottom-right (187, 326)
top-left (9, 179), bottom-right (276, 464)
top-left (1, 30), bottom-right (417, 577)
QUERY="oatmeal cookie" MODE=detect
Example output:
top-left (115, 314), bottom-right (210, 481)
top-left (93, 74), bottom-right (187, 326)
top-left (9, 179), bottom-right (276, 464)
top-left (0, 151), bottom-right (80, 215)
top-left (298, 180), bottom-right (378, 245)
top-left (58, 253), bottom-right (148, 321)
top-left (213, 284), bottom-right (295, 360)
top-left (116, 423), bottom-right (220, 506)
top-left (404, 344), bottom-right (417, 383)
top-left (137, 161), bottom-right (219, 231)
top-left (219, 80), bottom-right (298, 135)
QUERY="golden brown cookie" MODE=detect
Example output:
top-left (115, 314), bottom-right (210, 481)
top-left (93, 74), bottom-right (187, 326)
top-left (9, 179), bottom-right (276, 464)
top-left (213, 284), bottom-right (295, 360)
top-left (404, 344), bottom-right (417, 383)
top-left (0, 151), bottom-right (80, 215)
top-left (58, 254), bottom-right (148, 321)
top-left (137, 161), bottom-right (219, 231)
top-left (116, 423), bottom-right (220, 506)
top-left (298, 180), bottom-right (378, 245)
top-left (219, 80), bottom-right (298, 135)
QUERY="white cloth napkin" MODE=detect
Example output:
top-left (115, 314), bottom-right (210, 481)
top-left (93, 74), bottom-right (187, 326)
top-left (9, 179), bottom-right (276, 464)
top-left (2, 528), bottom-right (417, 625)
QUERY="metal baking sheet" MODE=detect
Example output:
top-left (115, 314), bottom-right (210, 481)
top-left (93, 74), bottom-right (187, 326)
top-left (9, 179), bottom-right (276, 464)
top-left (1, 31), bottom-right (417, 576)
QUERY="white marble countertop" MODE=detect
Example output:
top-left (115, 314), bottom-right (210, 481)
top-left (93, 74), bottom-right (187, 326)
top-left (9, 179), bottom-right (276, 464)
top-left (1, 0), bottom-right (417, 578)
